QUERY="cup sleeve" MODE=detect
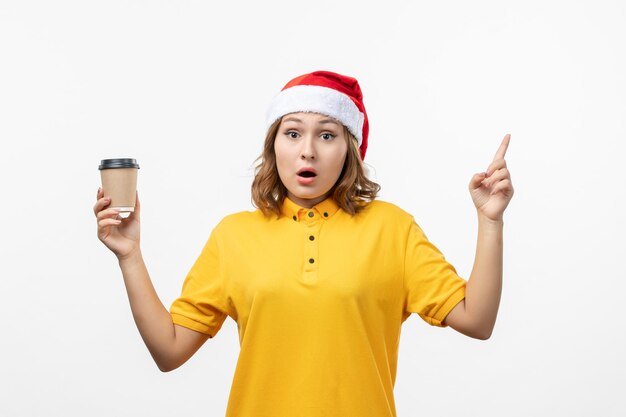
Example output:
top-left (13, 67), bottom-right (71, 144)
top-left (403, 218), bottom-right (467, 327)
top-left (170, 227), bottom-right (229, 338)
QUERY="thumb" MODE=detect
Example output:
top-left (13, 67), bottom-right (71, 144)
top-left (469, 172), bottom-right (487, 191)
top-left (132, 190), bottom-right (141, 218)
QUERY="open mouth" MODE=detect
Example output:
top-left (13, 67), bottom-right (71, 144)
top-left (298, 171), bottom-right (317, 178)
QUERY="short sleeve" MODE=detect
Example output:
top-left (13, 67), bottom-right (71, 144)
top-left (403, 218), bottom-right (467, 327)
top-left (170, 226), bottom-right (229, 338)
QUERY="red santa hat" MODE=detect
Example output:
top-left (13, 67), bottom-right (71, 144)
top-left (265, 70), bottom-right (369, 160)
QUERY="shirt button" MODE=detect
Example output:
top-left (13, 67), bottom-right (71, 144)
top-left (309, 235), bottom-right (315, 241)
top-left (308, 212), bottom-right (314, 218)
top-left (309, 258), bottom-right (315, 263)
top-left (323, 212), bottom-right (329, 217)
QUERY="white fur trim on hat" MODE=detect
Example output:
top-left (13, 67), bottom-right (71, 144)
top-left (265, 85), bottom-right (365, 145)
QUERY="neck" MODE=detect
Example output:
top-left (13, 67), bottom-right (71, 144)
top-left (287, 192), bottom-right (331, 208)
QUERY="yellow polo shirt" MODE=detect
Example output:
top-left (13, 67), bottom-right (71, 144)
top-left (170, 197), bottom-right (466, 417)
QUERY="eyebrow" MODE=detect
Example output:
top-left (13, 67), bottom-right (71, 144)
top-left (282, 116), bottom-right (341, 126)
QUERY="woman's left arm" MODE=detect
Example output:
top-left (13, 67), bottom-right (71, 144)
top-left (443, 134), bottom-right (514, 340)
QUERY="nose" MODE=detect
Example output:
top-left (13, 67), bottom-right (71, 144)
top-left (300, 136), bottom-right (316, 160)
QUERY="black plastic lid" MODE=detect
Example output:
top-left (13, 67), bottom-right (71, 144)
top-left (99, 158), bottom-right (140, 170)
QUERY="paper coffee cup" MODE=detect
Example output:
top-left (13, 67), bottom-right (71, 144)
top-left (99, 158), bottom-right (140, 218)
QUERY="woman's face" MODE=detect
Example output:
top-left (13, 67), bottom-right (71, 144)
top-left (274, 112), bottom-right (348, 208)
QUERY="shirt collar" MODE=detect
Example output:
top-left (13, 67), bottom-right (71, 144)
top-left (280, 196), bottom-right (340, 222)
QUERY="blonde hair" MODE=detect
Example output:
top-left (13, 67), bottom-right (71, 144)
top-left (251, 117), bottom-right (381, 218)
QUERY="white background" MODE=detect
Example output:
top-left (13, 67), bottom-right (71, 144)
top-left (1, 1), bottom-right (624, 415)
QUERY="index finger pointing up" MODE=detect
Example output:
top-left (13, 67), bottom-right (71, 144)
top-left (493, 133), bottom-right (511, 161)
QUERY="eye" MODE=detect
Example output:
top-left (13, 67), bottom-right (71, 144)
top-left (285, 131), bottom-right (299, 139)
top-left (321, 133), bottom-right (336, 141)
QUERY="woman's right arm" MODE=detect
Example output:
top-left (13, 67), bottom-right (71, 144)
top-left (94, 188), bottom-right (209, 372)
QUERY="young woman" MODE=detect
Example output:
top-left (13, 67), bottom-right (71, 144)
top-left (94, 70), bottom-right (513, 417)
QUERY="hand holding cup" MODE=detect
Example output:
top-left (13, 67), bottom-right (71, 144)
top-left (94, 187), bottom-right (141, 260)
top-left (95, 158), bottom-right (141, 260)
